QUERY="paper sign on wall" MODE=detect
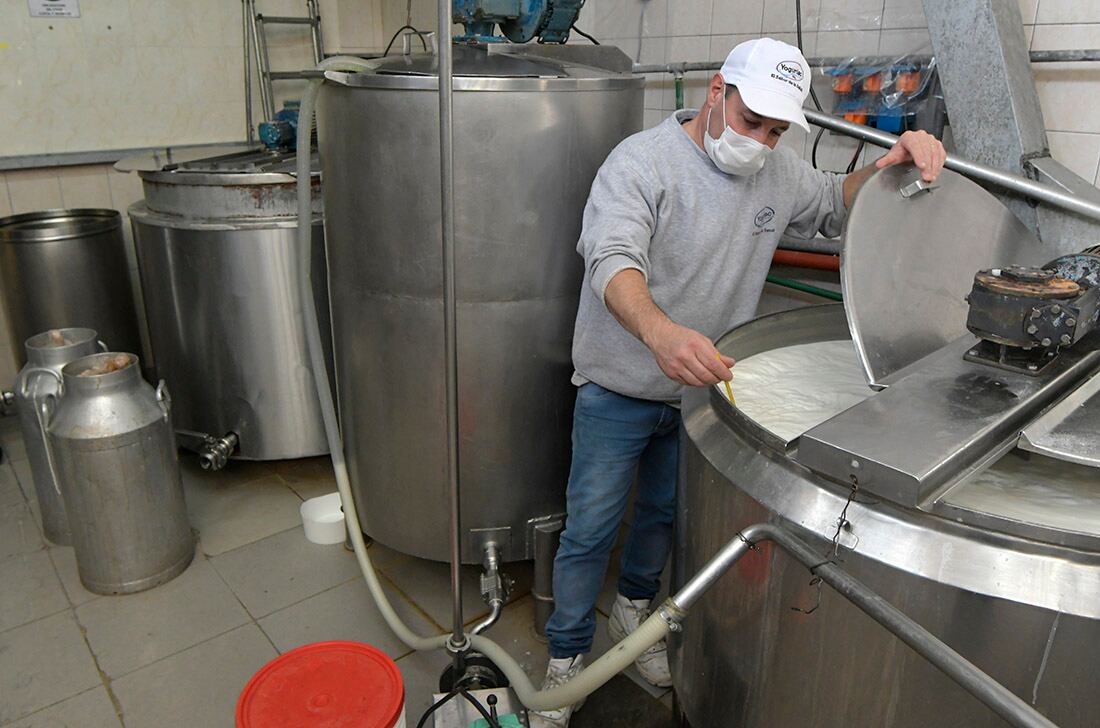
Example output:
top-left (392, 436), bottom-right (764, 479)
top-left (28, 0), bottom-right (81, 18)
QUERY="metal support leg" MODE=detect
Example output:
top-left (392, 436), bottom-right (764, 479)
top-left (532, 519), bottom-right (563, 636)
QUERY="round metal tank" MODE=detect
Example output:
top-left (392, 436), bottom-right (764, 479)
top-left (46, 352), bottom-right (193, 595)
top-left (128, 149), bottom-right (331, 462)
top-left (0, 209), bottom-right (142, 366)
top-left (317, 46), bottom-right (644, 562)
top-left (673, 304), bottom-right (1100, 728)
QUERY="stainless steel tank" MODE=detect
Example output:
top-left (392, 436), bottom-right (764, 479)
top-left (127, 149), bottom-right (331, 465)
top-left (13, 327), bottom-right (103, 545)
top-left (317, 45), bottom-right (643, 562)
top-left (672, 304), bottom-right (1100, 727)
top-left (44, 352), bottom-right (193, 595)
top-left (0, 209), bottom-right (142, 365)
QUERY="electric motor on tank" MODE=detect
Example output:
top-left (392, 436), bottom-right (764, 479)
top-left (316, 45), bottom-right (644, 564)
top-left (122, 147), bottom-right (332, 466)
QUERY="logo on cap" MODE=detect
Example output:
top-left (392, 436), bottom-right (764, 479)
top-left (775, 61), bottom-right (804, 82)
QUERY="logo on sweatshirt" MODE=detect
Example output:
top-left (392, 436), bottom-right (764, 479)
top-left (754, 206), bottom-right (776, 228)
top-left (776, 61), bottom-right (804, 82)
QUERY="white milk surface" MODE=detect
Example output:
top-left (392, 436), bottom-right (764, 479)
top-left (715, 339), bottom-right (875, 442)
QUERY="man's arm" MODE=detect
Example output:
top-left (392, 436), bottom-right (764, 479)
top-left (604, 269), bottom-right (735, 387)
top-left (841, 129), bottom-right (948, 207)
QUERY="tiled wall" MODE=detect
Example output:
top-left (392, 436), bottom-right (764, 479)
top-left (569, 0), bottom-right (1100, 184)
top-left (2, 0), bottom-right (1100, 387)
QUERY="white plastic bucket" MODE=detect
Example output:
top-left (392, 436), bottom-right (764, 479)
top-left (299, 492), bottom-right (346, 545)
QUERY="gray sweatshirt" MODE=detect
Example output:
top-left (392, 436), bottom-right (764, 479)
top-left (571, 109), bottom-right (848, 403)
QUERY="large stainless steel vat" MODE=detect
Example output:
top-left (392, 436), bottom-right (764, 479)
top-left (317, 46), bottom-right (644, 562)
top-left (128, 149), bottom-right (331, 463)
top-left (0, 209), bottom-right (142, 366)
top-left (13, 327), bottom-right (102, 545)
top-left (46, 352), bottom-right (193, 595)
top-left (672, 304), bottom-right (1100, 727)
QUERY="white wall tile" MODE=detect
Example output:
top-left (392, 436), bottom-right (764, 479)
top-left (668, 0), bottom-right (713, 36)
top-left (763, 0), bottom-right (819, 33)
top-left (644, 109), bottom-right (667, 129)
top-left (711, 0), bottom-right (765, 35)
top-left (1035, 0), bottom-right (1100, 24)
top-left (6, 170), bottom-right (63, 215)
top-left (819, 0), bottom-right (884, 31)
top-left (881, 0), bottom-right (925, 29)
top-left (1031, 25), bottom-right (1100, 134)
top-left (878, 28), bottom-right (932, 56)
top-left (1046, 131), bottom-right (1100, 185)
top-left (1018, 0), bottom-right (1040, 24)
top-left (1030, 21), bottom-right (1100, 51)
top-left (107, 170), bottom-right (146, 213)
top-left (58, 167), bottom-right (114, 210)
top-left (815, 28), bottom-right (880, 57)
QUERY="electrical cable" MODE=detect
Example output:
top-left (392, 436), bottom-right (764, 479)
top-left (383, 24), bottom-right (429, 56)
top-left (460, 690), bottom-right (502, 728)
top-left (571, 24), bottom-right (600, 44)
top-left (811, 127), bottom-right (825, 169)
top-left (846, 139), bottom-right (865, 173)
top-left (416, 690), bottom-right (460, 728)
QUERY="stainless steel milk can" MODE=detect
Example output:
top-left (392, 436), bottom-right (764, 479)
top-left (42, 352), bottom-right (194, 594)
top-left (12, 328), bottom-right (103, 545)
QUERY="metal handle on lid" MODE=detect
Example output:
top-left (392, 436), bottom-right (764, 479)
top-left (899, 178), bottom-right (939, 198)
top-left (24, 368), bottom-right (65, 497)
top-left (155, 379), bottom-right (172, 419)
top-left (97, 340), bottom-right (109, 352)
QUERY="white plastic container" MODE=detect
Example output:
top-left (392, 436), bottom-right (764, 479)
top-left (299, 492), bottom-right (346, 545)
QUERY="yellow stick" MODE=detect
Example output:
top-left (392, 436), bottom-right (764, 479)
top-left (716, 352), bottom-right (735, 405)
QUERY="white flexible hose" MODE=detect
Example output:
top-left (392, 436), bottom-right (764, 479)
top-left (295, 56), bottom-right (670, 710)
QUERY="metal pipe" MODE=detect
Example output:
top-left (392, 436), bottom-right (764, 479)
top-left (242, 0), bottom-right (254, 142)
top-left (779, 235), bottom-right (842, 255)
top-left (670, 523), bottom-right (1058, 728)
top-left (802, 108), bottom-right (1100, 223)
top-left (765, 274), bottom-right (843, 301)
top-left (630, 49), bottom-right (1100, 75)
top-left (437, 3), bottom-right (466, 660)
top-left (772, 249), bottom-right (840, 272)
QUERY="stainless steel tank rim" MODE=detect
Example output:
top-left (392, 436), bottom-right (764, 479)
top-left (682, 398), bottom-right (1100, 620)
top-left (129, 204), bottom-right (322, 230)
top-left (324, 70), bottom-right (643, 92)
top-left (0, 208), bottom-right (122, 243)
top-left (138, 171), bottom-right (321, 186)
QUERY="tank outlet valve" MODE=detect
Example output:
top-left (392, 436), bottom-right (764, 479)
top-left (198, 432), bottom-right (239, 471)
top-left (0, 390), bottom-right (14, 413)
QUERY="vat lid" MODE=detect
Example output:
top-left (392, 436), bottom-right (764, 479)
top-left (841, 165), bottom-right (1045, 389)
top-left (373, 43), bottom-right (572, 78)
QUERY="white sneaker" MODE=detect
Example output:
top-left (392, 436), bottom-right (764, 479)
top-left (607, 594), bottom-right (672, 688)
top-left (527, 655), bottom-right (585, 728)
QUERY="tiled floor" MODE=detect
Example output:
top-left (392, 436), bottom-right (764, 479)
top-left (0, 414), bottom-right (673, 728)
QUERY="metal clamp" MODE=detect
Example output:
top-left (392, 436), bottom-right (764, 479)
top-left (656, 601), bottom-right (686, 633)
top-left (899, 177), bottom-right (939, 198)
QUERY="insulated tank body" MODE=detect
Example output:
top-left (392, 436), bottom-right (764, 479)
top-left (317, 46), bottom-right (644, 562)
top-left (127, 150), bottom-right (332, 462)
top-left (673, 305), bottom-right (1100, 728)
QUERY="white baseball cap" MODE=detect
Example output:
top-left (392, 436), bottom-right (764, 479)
top-left (719, 38), bottom-right (811, 133)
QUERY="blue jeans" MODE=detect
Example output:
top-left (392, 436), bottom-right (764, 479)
top-left (545, 382), bottom-right (681, 659)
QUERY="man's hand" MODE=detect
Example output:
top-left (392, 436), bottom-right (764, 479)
top-left (875, 129), bottom-right (947, 182)
top-left (642, 318), bottom-right (735, 387)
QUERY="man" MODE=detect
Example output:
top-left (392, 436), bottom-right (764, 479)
top-left (531, 37), bottom-right (946, 727)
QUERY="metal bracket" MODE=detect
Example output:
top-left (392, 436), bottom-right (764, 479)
top-left (899, 178), bottom-right (939, 198)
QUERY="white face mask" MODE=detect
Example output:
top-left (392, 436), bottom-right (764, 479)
top-left (703, 89), bottom-right (771, 176)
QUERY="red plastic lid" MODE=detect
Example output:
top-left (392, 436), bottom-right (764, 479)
top-left (237, 641), bottom-right (405, 728)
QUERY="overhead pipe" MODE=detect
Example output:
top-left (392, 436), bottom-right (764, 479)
top-left (772, 249), bottom-right (840, 272)
top-left (631, 48), bottom-right (1100, 75)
